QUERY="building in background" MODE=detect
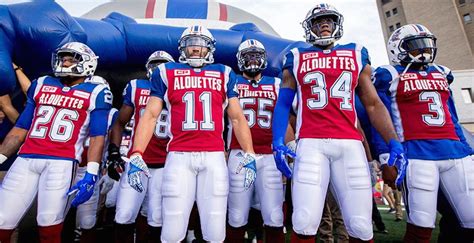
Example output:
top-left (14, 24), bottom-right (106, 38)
top-left (376, 0), bottom-right (474, 132)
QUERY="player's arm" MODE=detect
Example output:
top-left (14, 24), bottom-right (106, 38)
top-left (0, 95), bottom-right (19, 123)
top-left (357, 65), bottom-right (398, 143)
top-left (227, 97), bottom-right (255, 154)
top-left (130, 97), bottom-right (162, 154)
top-left (110, 104), bottom-right (134, 147)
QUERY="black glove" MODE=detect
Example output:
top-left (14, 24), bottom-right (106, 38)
top-left (107, 143), bottom-right (125, 181)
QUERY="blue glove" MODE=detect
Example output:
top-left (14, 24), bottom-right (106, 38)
top-left (67, 171), bottom-right (98, 207)
top-left (273, 142), bottom-right (296, 179)
top-left (388, 139), bottom-right (408, 186)
top-left (235, 152), bottom-right (257, 189)
top-left (127, 154), bottom-right (151, 193)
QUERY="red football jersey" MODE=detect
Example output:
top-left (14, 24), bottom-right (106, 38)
top-left (285, 44), bottom-right (370, 140)
top-left (123, 79), bottom-right (169, 165)
top-left (150, 63), bottom-right (238, 152)
top-left (228, 75), bottom-right (280, 154)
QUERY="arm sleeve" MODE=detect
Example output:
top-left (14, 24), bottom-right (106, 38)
top-left (372, 66), bottom-right (392, 91)
top-left (150, 68), bottom-right (167, 99)
top-left (15, 80), bottom-right (38, 130)
top-left (282, 51), bottom-right (295, 79)
top-left (361, 46), bottom-right (371, 68)
top-left (370, 91), bottom-right (392, 156)
top-left (272, 88), bottom-right (296, 146)
top-left (89, 87), bottom-right (113, 137)
top-left (226, 69), bottom-right (239, 98)
top-left (122, 82), bottom-right (133, 107)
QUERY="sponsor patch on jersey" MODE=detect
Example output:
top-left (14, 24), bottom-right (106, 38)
top-left (323, 49), bottom-right (331, 54)
top-left (140, 89), bottom-right (151, 95)
top-left (41, 85), bottom-right (58, 93)
top-left (431, 73), bottom-right (445, 79)
top-left (204, 71), bottom-right (221, 78)
top-left (238, 84), bottom-right (249, 90)
top-left (73, 90), bottom-right (90, 99)
top-left (400, 73), bottom-right (418, 80)
top-left (261, 85), bottom-right (273, 91)
top-left (302, 52), bottom-right (319, 60)
top-left (62, 87), bottom-right (71, 92)
top-left (419, 71), bottom-right (428, 77)
top-left (174, 69), bottom-right (191, 76)
top-left (336, 50), bottom-right (353, 57)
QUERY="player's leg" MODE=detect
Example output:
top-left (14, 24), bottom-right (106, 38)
top-left (37, 159), bottom-right (76, 243)
top-left (75, 167), bottom-right (101, 243)
top-left (196, 152), bottom-right (228, 242)
top-left (401, 159), bottom-right (440, 242)
top-left (161, 152), bottom-right (196, 242)
top-left (146, 167), bottom-right (164, 243)
top-left (114, 161), bottom-right (149, 243)
top-left (439, 156), bottom-right (474, 230)
top-left (330, 140), bottom-right (373, 242)
top-left (256, 154), bottom-right (284, 243)
top-left (291, 139), bottom-right (330, 242)
top-left (226, 149), bottom-right (254, 242)
top-left (0, 157), bottom-right (41, 242)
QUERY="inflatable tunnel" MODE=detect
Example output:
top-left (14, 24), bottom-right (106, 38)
top-left (0, 1), bottom-right (309, 103)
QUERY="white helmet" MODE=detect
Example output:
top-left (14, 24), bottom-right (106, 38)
top-left (236, 39), bottom-right (267, 74)
top-left (387, 24), bottom-right (437, 65)
top-left (178, 25), bottom-right (216, 67)
top-left (146, 50), bottom-right (175, 78)
top-left (52, 42), bottom-right (98, 77)
top-left (302, 3), bottom-right (344, 46)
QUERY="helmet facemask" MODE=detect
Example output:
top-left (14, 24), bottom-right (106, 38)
top-left (237, 48), bottom-right (267, 77)
top-left (399, 36), bottom-right (437, 64)
top-left (179, 36), bottom-right (215, 67)
top-left (52, 42), bottom-right (98, 78)
top-left (302, 8), bottom-right (343, 46)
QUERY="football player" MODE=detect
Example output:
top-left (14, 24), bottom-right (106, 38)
top-left (372, 24), bottom-right (474, 242)
top-left (271, 4), bottom-right (406, 242)
top-left (226, 39), bottom-right (285, 242)
top-left (0, 42), bottom-right (112, 243)
top-left (108, 50), bottom-right (174, 243)
top-left (128, 25), bottom-right (256, 242)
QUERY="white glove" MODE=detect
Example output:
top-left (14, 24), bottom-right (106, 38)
top-left (235, 152), bottom-right (257, 190)
top-left (286, 140), bottom-right (297, 153)
top-left (98, 174), bottom-right (115, 195)
top-left (379, 153), bottom-right (390, 166)
top-left (0, 154), bottom-right (7, 165)
top-left (127, 154), bottom-right (151, 193)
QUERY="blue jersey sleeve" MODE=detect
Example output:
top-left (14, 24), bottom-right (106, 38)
top-left (90, 87), bottom-right (113, 137)
top-left (122, 82), bottom-right (133, 107)
top-left (15, 80), bottom-right (38, 130)
top-left (282, 50), bottom-right (295, 79)
top-left (150, 68), bottom-right (167, 99)
top-left (226, 69), bottom-right (239, 98)
top-left (372, 66), bottom-right (394, 92)
top-left (370, 90), bottom-right (392, 156)
top-left (361, 46), bottom-right (371, 67)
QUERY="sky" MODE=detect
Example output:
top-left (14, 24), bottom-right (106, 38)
top-left (2, 0), bottom-right (390, 66)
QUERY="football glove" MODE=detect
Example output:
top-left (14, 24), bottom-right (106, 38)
top-left (127, 154), bottom-right (151, 193)
top-left (0, 154), bottom-right (7, 165)
top-left (272, 142), bottom-right (296, 179)
top-left (106, 144), bottom-right (125, 181)
top-left (388, 139), bottom-right (408, 187)
top-left (68, 163), bottom-right (99, 207)
top-left (235, 152), bottom-right (257, 190)
top-left (98, 174), bottom-right (114, 195)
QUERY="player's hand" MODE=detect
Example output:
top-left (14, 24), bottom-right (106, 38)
top-left (67, 163), bottom-right (99, 207)
top-left (388, 139), bottom-right (409, 187)
top-left (0, 154), bottom-right (7, 165)
top-left (106, 144), bottom-right (125, 181)
top-left (235, 152), bottom-right (257, 190)
top-left (127, 154), bottom-right (151, 193)
top-left (381, 164), bottom-right (397, 190)
top-left (98, 174), bottom-right (114, 195)
top-left (272, 143), bottom-right (296, 179)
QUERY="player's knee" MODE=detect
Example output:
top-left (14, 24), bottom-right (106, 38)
top-left (409, 210), bottom-right (435, 228)
top-left (202, 211), bottom-right (226, 242)
top-left (161, 211), bottom-right (186, 242)
top-left (228, 208), bottom-right (247, 227)
top-left (148, 208), bottom-right (162, 227)
top-left (265, 207), bottom-right (284, 227)
top-left (347, 216), bottom-right (373, 241)
top-left (115, 210), bottom-right (134, 224)
top-left (37, 213), bottom-right (61, 226)
top-left (79, 215), bottom-right (96, 229)
top-left (292, 208), bottom-right (314, 234)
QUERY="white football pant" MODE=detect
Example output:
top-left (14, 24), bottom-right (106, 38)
top-left (74, 166), bottom-right (100, 229)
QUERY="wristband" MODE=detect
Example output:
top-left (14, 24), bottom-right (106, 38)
top-left (14, 67), bottom-right (22, 71)
top-left (130, 150), bottom-right (144, 157)
top-left (86, 162), bottom-right (100, 175)
top-left (0, 154), bottom-right (7, 164)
